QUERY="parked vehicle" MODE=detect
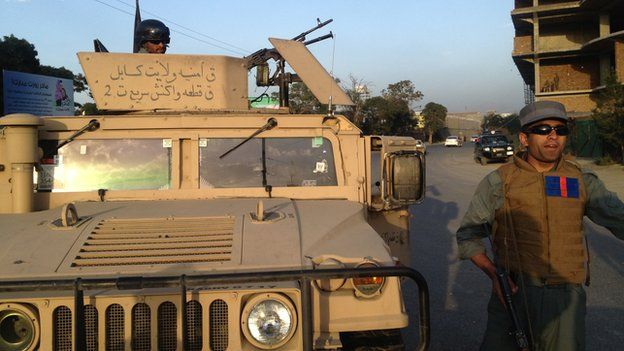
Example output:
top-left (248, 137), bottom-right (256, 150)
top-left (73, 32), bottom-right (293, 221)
top-left (444, 136), bottom-right (462, 147)
top-left (474, 133), bottom-right (514, 165)
top-left (416, 139), bottom-right (427, 154)
top-left (470, 135), bottom-right (480, 142)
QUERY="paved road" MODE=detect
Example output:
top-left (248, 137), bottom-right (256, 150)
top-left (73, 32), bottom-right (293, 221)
top-left (403, 143), bottom-right (624, 350)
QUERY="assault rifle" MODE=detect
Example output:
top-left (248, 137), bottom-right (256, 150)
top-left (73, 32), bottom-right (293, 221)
top-left (485, 224), bottom-right (530, 351)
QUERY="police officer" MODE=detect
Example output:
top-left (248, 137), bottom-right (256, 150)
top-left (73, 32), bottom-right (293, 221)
top-left (456, 100), bottom-right (624, 351)
top-left (135, 19), bottom-right (170, 54)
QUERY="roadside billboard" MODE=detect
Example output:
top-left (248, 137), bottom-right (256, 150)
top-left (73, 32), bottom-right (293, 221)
top-left (2, 70), bottom-right (74, 116)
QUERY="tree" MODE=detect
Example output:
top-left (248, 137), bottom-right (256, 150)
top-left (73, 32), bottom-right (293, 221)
top-left (269, 82), bottom-right (327, 114)
top-left (593, 73), bottom-right (624, 163)
top-left (360, 96), bottom-right (413, 136)
top-left (361, 96), bottom-right (390, 135)
top-left (78, 102), bottom-right (100, 116)
top-left (381, 80), bottom-right (423, 108)
top-left (0, 35), bottom-right (40, 72)
top-left (481, 112), bottom-right (505, 131)
top-left (38, 65), bottom-right (74, 81)
top-left (421, 102), bottom-right (447, 143)
top-left (341, 74), bottom-right (370, 127)
top-left (0, 35), bottom-right (40, 113)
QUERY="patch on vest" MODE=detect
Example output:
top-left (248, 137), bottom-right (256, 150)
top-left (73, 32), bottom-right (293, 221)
top-left (545, 176), bottom-right (579, 198)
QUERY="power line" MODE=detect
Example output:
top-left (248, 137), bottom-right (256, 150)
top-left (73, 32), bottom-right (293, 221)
top-left (114, 0), bottom-right (250, 54)
top-left (92, 0), bottom-right (134, 16)
top-left (91, 0), bottom-right (249, 55)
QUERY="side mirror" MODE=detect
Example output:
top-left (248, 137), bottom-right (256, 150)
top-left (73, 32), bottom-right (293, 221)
top-left (383, 151), bottom-right (425, 207)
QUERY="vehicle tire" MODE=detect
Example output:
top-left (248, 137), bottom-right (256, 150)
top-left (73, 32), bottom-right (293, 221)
top-left (340, 329), bottom-right (405, 351)
top-left (480, 157), bottom-right (488, 166)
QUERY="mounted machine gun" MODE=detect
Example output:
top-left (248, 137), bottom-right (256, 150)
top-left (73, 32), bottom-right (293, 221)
top-left (245, 18), bottom-right (334, 107)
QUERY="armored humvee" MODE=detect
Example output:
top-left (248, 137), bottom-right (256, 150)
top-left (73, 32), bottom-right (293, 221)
top-left (0, 30), bottom-right (429, 351)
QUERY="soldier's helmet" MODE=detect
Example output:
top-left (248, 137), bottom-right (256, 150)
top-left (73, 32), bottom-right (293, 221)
top-left (136, 19), bottom-right (170, 45)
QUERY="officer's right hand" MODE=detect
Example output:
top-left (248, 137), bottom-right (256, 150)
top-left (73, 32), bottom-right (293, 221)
top-left (492, 275), bottom-right (518, 308)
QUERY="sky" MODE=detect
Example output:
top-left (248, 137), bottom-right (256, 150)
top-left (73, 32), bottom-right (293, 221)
top-left (0, 0), bottom-right (526, 114)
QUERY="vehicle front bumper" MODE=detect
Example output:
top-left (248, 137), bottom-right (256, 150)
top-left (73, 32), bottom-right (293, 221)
top-left (0, 266), bottom-right (430, 351)
top-left (482, 150), bottom-right (513, 159)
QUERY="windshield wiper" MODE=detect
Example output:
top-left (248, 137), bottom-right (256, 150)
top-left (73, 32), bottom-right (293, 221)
top-left (219, 118), bottom-right (278, 159)
top-left (261, 138), bottom-right (272, 198)
top-left (56, 119), bottom-right (100, 150)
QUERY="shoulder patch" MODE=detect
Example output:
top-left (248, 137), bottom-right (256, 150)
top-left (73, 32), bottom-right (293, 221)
top-left (545, 176), bottom-right (579, 198)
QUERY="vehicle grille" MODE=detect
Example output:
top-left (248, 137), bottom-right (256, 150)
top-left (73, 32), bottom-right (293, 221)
top-left (158, 302), bottom-right (177, 351)
top-left (52, 299), bottom-right (227, 351)
top-left (53, 306), bottom-right (72, 351)
top-left (85, 305), bottom-right (99, 351)
top-left (72, 216), bottom-right (235, 267)
top-left (210, 300), bottom-right (229, 351)
top-left (187, 300), bottom-right (203, 351)
top-left (106, 304), bottom-right (124, 351)
top-left (132, 303), bottom-right (151, 351)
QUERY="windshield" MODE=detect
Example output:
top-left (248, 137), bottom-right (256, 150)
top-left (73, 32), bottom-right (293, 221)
top-left (482, 136), bottom-right (509, 144)
top-left (37, 139), bottom-right (172, 192)
top-left (199, 137), bottom-right (337, 188)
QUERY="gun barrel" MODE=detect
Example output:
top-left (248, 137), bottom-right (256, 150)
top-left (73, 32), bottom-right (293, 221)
top-left (303, 32), bottom-right (333, 46)
top-left (292, 18), bottom-right (333, 42)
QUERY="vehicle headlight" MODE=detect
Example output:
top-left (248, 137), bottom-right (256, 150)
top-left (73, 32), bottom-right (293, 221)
top-left (483, 147), bottom-right (491, 152)
top-left (507, 146), bottom-right (513, 150)
top-left (351, 261), bottom-right (385, 298)
top-left (0, 304), bottom-right (39, 351)
top-left (313, 257), bottom-right (346, 292)
top-left (242, 293), bottom-right (297, 349)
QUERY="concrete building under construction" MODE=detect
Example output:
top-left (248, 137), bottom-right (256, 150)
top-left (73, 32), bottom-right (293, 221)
top-left (512, 0), bottom-right (624, 117)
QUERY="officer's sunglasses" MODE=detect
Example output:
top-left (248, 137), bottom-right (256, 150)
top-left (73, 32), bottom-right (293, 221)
top-left (524, 124), bottom-right (570, 136)
top-left (147, 40), bottom-right (167, 45)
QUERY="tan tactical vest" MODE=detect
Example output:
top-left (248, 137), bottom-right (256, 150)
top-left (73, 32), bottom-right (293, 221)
top-left (494, 154), bottom-right (587, 284)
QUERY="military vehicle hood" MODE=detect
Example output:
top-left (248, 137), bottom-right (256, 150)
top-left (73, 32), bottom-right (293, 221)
top-left (0, 199), bottom-right (390, 280)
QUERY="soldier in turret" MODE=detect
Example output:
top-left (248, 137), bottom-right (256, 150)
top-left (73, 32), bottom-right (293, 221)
top-left (456, 100), bottom-right (624, 351)
top-left (135, 19), bottom-right (170, 54)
